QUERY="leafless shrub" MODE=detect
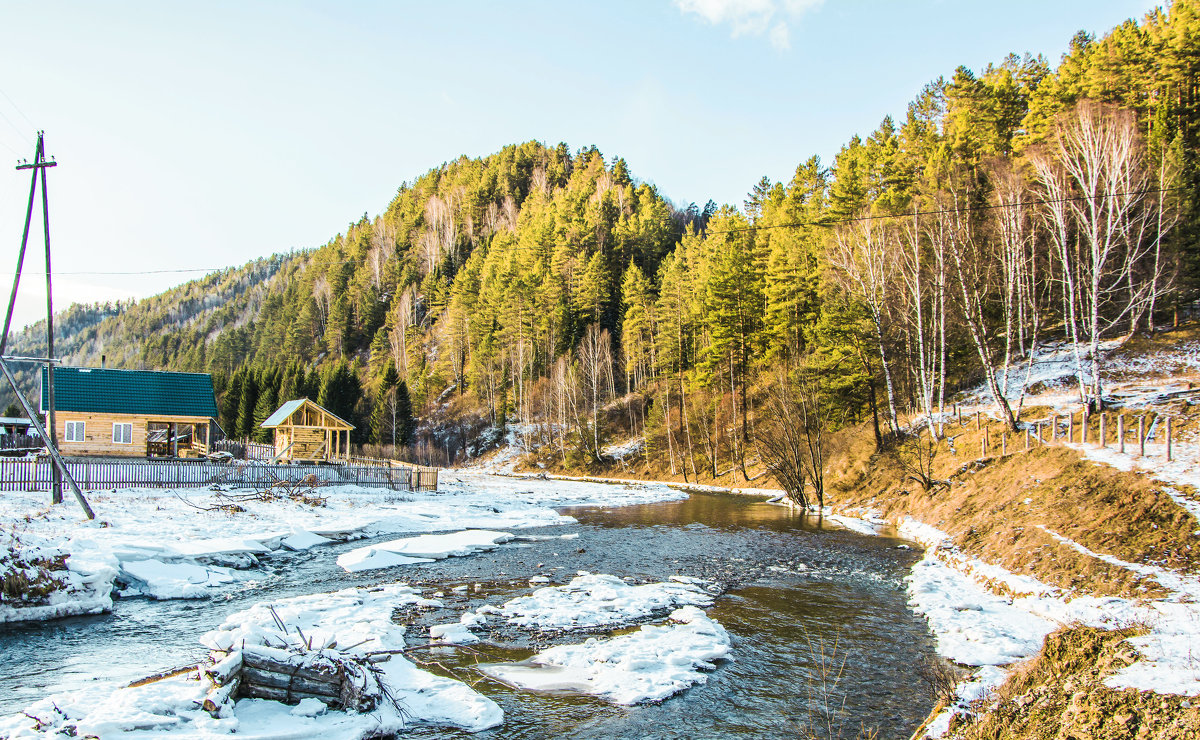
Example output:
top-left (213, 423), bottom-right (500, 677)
top-left (917, 655), bottom-right (966, 706)
top-left (755, 367), bottom-right (833, 510)
top-left (893, 431), bottom-right (949, 494)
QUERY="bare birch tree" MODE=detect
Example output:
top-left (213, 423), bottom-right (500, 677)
top-left (828, 216), bottom-right (901, 435)
top-left (577, 323), bottom-right (613, 461)
top-left (1031, 100), bottom-right (1176, 407)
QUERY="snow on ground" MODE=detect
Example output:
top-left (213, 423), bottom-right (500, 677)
top-left (0, 473), bottom-right (686, 623)
top-left (0, 529), bottom-right (114, 623)
top-left (1072, 441), bottom-right (1200, 523)
top-left (920, 665), bottom-right (1008, 739)
top-left (601, 437), bottom-right (644, 460)
top-left (481, 572), bottom-right (717, 631)
top-left (962, 338), bottom-right (1129, 405)
top-left (480, 605), bottom-right (731, 705)
top-left (898, 516), bottom-right (1200, 737)
top-left (337, 529), bottom-right (513, 573)
top-left (471, 424), bottom-right (539, 474)
top-left (959, 337), bottom-right (1200, 414)
top-left (0, 584), bottom-right (503, 738)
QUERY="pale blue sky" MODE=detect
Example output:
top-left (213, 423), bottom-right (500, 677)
top-left (0, 0), bottom-right (1159, 329)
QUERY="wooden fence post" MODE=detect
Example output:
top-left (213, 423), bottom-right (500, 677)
top-left (1067, 412), bottom-right (1074, 444)
top-left (1025, 428), bottom-right (1031, 450)
top-left (1138, 415), bottom-right (1146, 457)
top-left (1118, 414), bottom-right (1125, 454)
top-left (956, 404), bottom-right (962, 425)
top-left (1099, 413), bottom-right (1106, 448)
top-left (1050, 414), bottom-right (1058, 441)
top-left (975, 412), bottom-right (981, 430)
top-left (1082, 410), bottom-right (1089, 444)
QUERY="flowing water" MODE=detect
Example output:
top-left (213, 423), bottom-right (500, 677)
top-left (0, 490), bottom-right (937, 738)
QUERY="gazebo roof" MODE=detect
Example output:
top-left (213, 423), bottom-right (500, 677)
top-left (260, 398), bottom-right (353, 430)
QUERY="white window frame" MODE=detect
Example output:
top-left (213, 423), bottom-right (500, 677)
top-left (112, 422), bottom-right (133, 444)
top-left (65, 420), bottom-right (85, 443)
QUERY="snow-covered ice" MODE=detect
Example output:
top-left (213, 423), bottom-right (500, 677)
top-left (491, 573), bottom-right (717, 631)
top-left (480, 605), bottom-right (730, 705)
top-left (336, 529), bottom-right (513, 573)
top-left (120, 558), bottom-right (244, 599)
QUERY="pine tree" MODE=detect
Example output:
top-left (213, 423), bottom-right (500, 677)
top-left (395, 380), bottom-right (414, 446)
top-left (236, 370), bottom-right (259, 440)
top-left (370, 364), bottom-right (400, 444)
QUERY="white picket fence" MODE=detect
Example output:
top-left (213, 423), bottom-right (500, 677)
top-left (0, 457), bottom-right (438, 492)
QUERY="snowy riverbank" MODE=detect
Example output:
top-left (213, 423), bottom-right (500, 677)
top-left (0, 472), bottom-right (686, 623)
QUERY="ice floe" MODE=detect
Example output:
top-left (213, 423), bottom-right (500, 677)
top-left (336, 529), bottom-right (513, 573)
top-left (481, 605), bottom-right (730, 705)
top-left (490, 573), bottom-right (717, 631)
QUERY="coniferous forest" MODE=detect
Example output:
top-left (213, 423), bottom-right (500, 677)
top-left (11, 2), bottom-right (1200, 476)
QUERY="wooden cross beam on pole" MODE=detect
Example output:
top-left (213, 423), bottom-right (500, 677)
top-left (3, 132), bottom-right (92, 519)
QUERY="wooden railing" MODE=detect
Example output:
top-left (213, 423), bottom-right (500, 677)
top-left (0, 457), bottom-right (438, 493)
top-left (212, 439), bottom-right (276, 461)
top-left (0, 433), bottom-right (40, 451)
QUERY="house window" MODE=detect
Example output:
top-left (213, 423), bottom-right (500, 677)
top-left (65, 421), bottom-right (85, 442)
top-left (113, 423), bottom-right (133, 444)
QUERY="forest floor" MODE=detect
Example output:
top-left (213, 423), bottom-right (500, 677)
top-left (487, 324), bottom-right (1200, 739)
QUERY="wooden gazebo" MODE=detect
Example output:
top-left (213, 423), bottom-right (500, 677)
top-left (260, 398), bottom-right (353, 464)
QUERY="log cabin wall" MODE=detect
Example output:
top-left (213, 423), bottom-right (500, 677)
top-left (55, 411), bottom-right (214, 458)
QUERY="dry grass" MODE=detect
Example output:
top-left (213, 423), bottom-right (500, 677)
top-left (826, 414), bottom-right (1200, 598)
top-left (947, 625), bottom-right (1200, 740)
top-left (0, 534), bottom-right (68, 606)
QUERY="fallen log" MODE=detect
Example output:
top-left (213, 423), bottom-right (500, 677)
top-left (241, 645), bottom-right (342, 683)
top-left (239, 682), bottom-right (339, 704)
top-left (125, 664), bottom-right (197, 688)
top-left (240, 665), bottom-right (343, 697)
top-left (205, 650), bottom-right (243, 685)
top-left (202, 675), bottom-right (241, 717)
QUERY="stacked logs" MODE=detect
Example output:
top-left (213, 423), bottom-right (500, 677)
top-left (201, 645), bottom-right (382, 717)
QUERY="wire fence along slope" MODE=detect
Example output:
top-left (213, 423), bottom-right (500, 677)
top-left (0, 458), bottom-right (439, 493)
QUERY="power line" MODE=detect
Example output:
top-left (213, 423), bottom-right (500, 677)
top-left (49, 255), bottom-right (353, 276)
top-left (701, 185), bottom-right (1183, 236)
top-left (0, 135), bottom-right (22, 160)
top-left (0, 86), bottom-right (37, 131)
top-left (0, 107), bottom-right (34, 149)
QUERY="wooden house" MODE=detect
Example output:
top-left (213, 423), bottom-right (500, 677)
top-left (260, 398), bottom-right (353, 463)
top-left (39, 366), bottom-right (220, 458)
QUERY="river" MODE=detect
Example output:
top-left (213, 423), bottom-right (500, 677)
top-left (0, 489), bottom-right (937, 738)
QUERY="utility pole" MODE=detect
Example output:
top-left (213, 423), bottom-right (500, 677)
top-left (3, 132), bottom-right (93, 519)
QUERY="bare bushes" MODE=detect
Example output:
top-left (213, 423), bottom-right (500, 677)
top-left (755, 368), bottom-right (833, 510)
top-left (177, 472), bottom-right (328, 514)
top-left (1, 531), bottom-right (68, 607)
top-left (893, 431), bottom-right (949, 494)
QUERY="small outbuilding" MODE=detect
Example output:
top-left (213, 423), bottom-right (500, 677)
top-left (260, 398), bottom-right (353, 464)
top-left (40, 366), bottom-right (220, 458)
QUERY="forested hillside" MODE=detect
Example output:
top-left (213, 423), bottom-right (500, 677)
top-left (8, 1), bottom-right (1200, 470)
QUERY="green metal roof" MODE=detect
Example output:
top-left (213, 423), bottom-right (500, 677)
top-left (260, 398), bottom-right (354, 429)
top-left (40, 366), bottom-right (218, 419)
top-left (261, 398), bottom-right (306, 428)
